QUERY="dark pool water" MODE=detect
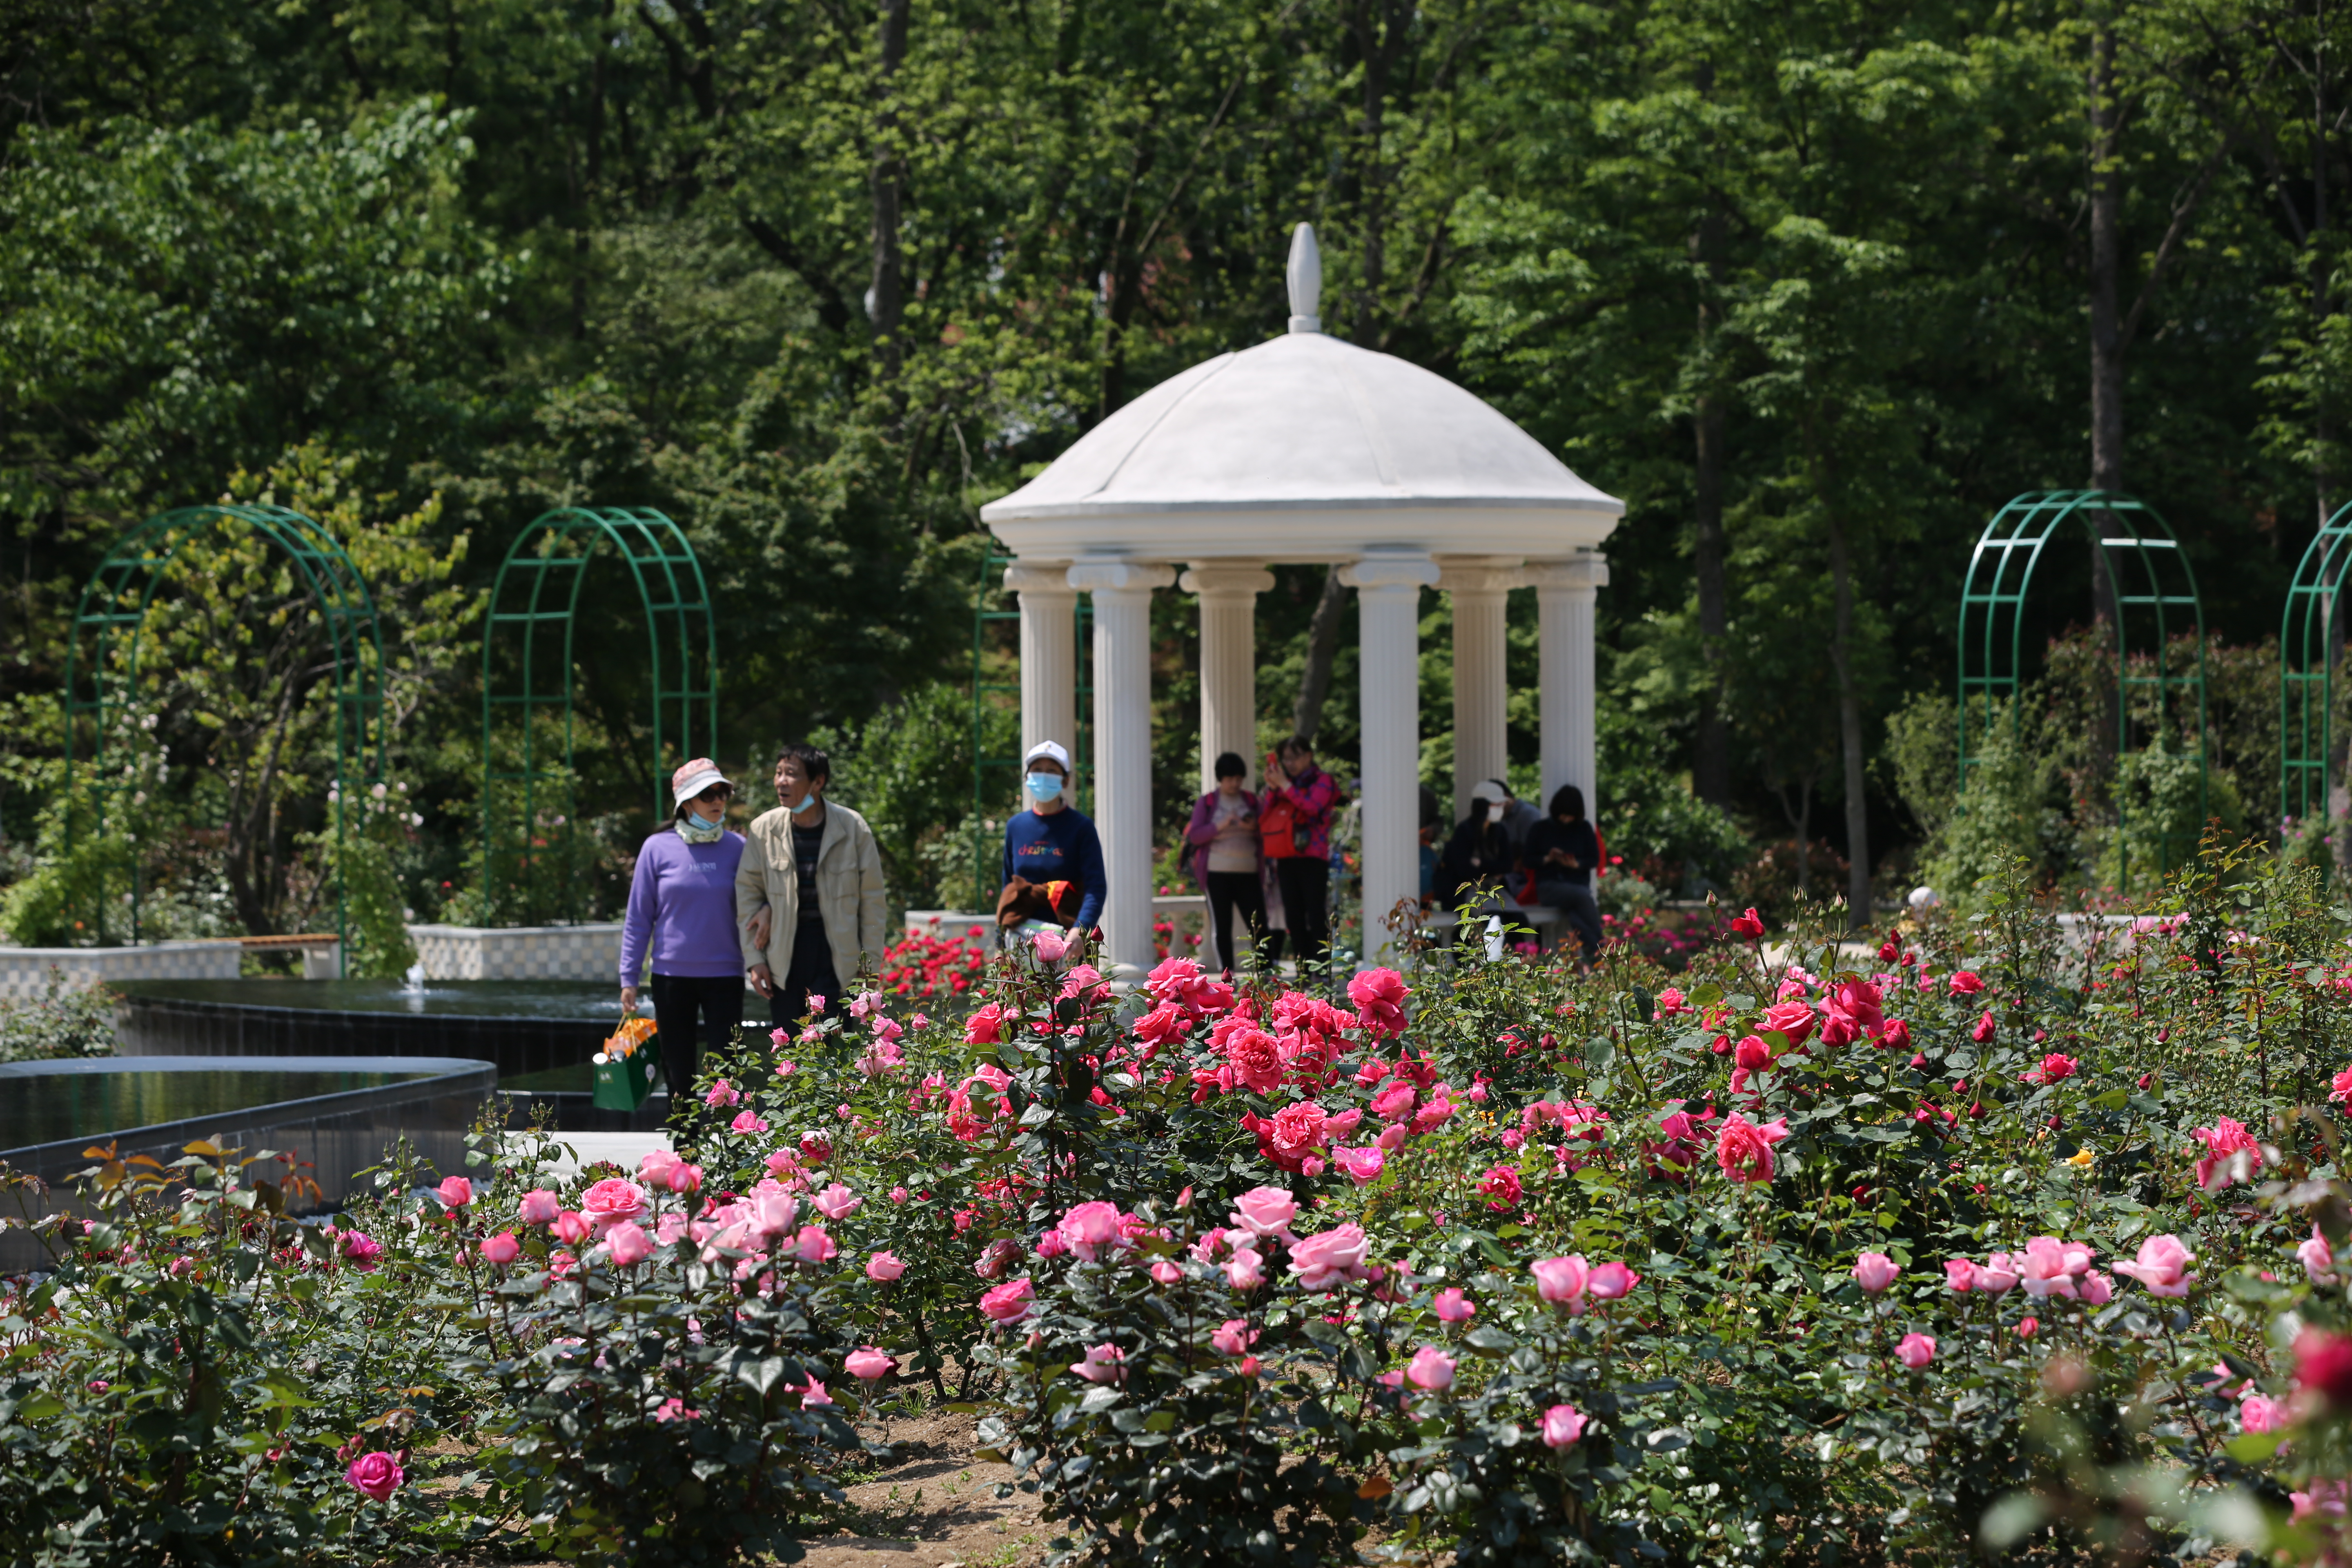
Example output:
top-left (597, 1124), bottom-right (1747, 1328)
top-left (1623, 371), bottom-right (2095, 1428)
top-left (113, 979), bottom-right (623, 1021)
top-left (0, 1067), bottom-right (434, 1148)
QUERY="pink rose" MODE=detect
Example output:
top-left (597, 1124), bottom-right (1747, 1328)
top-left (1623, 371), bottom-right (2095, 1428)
top-left (1541, 1404), bottom-right (1587, 1447)
top-left (2112, 1234), bottom-right (2196, 1297)
top-left (845, 1346), bottom-right (895, 1382)
top-left (1405, 1344), bottom-right (1455, 1390)
top-left (974, 1238), bottom-right (1022, 1279)
top-left (2302, 1228), bottom-right (2339, 1285)
top-left (1713, 1112), bottom-right (1790, 1185)
top-left (1759, 1000), bottom-right (1815, 1046)
top-left (2018, 1236), bottom-right (2095, 1298)
top-left (654, 1396), bottom-right (700, 1423)
top-left (480, 1231), bottom-right (521, 1265)
top-left (1150, 1260), bottom-right (1182, 1284)
top-left (731, 1109), bottom-right (771, 1134)
top-left (1347, 967), bottom-right (1411, 1035)
top-left (1532, 1255), bottom-right (1590, 1305)
top-left (793, 1225), bottom-right (837, 1264)
top-left (436, 1175), bottom-right (473, 1208)
top-left (1225, 1248), bottom-right (1267, 1290)
top-left (978, 1276), bottom-right (1036, 1322)
top-left (553, 1210), bottom-right (591, 1245)
top-left (1031, 929), bottom-right (1069, 962)
top-left (1895, 1333), bottom-right (1936, 1370)
top-left (517, 1189), bottom-right (561, 1225)
top-left (1433, 1288), bottom-right (1476, 1323)
top-left (705, 1078), bottom-right (740, 1108)
top-left (867, 1250), bottom-right (906, 1281)
top-left (2193, 1117), bottom-right (2263, 1192)
top-left (1370, 1081), bottom-right (1419, 1123)
top-left (2078, 1270), bottom-right (2115, 1305)
top-left (1975, 1253), bottom-right (2021, 1295)
top-left (1230, 1187), bottom-right (1298, 1238)
top-left (1071, 1343), bottom-right (1126, 1384)
top-left (1333, 1145), bottom-right (1386, 1185)
top-left (606, 1221), bottom-right (653, 1266)
top-left (800, 1376), bottom-right (832, 1406)
top-left (1942, 1258), bottom-right (1976, 1293)
top-left (1212, 1318), bottom-right (1257, 1356)
top-left (579, 1178), bottom-right (649, 1236)
top-left (1287, 1224), bottom-right (1370, 1291)
top-left (1056, 1200), bottom-right (1126, 1261)
top-left (346, 1451), bottom-right (404, 1501)
top-left (1853, 1252), bottom-right (1899, 1294)
top-left (1947, 970), bottom-right (1983, 996)
top-left (340, 1231), bottom-right (383, 1271)
top-left (2242, 1394), bottom-right (2290, 1434)
top-left (1587, 1262), bottom-right (1641, 1300)
top-left (813, 1183), bottom-right (862, 1221)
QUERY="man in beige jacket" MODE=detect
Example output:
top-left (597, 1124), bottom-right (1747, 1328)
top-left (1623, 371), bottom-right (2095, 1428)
top-left (738, 742), bottom-right (888, 1027)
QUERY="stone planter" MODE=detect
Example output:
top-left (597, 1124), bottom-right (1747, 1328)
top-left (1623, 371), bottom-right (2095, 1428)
top-left (405, 922), bottom-right (639, 983)
top-left (0, 940), bottom-right (245, 1001)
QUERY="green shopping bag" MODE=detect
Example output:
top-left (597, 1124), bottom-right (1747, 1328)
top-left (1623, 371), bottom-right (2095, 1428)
top-left (592, 1020), bottom-right (663, 1110)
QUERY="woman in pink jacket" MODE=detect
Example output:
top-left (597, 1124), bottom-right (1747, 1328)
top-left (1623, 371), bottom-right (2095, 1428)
top-left (1183, 752), bottom-right (1272, 978)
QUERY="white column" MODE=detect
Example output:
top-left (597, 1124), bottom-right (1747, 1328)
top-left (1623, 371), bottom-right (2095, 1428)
top-left (1340, 554), bottom-right (1439, 965)
top-left (1439, 560), bottom-right (1519, 821)
top-left (1179, 563), bottom-right (1274, 790)
top-left (1065, 559), bottom-right (1174, 982)
top-left (1004, 561), bottom-right (1076, 766)
top-left (1528, 554), bottom-right (1609, 823)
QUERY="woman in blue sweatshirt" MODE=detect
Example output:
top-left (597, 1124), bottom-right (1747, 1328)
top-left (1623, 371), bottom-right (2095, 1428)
top-left (999, 740), bottom-right (1107, 932)
top-left (620, 758), bottom-right (746, 1108)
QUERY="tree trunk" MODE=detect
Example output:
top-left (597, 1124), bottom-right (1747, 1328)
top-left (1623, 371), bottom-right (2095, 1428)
top-left (1693, 385), bottom-right (1730, 806)
top-left (1826, 509), bottom-right (1871, 930)
top-left (2087, 20), bottom-right (2124, 619)
top-left (1292, 568), bottom-right (1349, 744)
top-left (868, 0), bottom-right (911, 382)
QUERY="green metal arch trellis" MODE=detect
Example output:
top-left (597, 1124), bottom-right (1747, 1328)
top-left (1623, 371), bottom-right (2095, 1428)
top-left (1957, 490), bottom-right (2208, 887)
top-left (2280, 500), bottom-right (2352, 827)
top-left (65, 504), bottom-right (387, 950)
top-left (479, 508), bottom-right (717, 924)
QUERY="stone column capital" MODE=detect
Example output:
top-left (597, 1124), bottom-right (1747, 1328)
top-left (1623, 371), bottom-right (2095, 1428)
top-left (1003, 560), bottom-right (1075, 596)
top-left (1178, 562), bottom-right (1276, 599)
top-left (1339, 554), bottom-right (1440, 592)
top-left (1067, 559), bottom-right (1177, 595)
top-left (1437, 559), bottom-right (1524, 595)
top-left (1523, 554), bottom-right (1610, 593)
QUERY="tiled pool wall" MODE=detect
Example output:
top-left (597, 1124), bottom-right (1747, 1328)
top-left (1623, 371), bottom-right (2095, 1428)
top-left (0, 1056), bottom-right (495, 1273)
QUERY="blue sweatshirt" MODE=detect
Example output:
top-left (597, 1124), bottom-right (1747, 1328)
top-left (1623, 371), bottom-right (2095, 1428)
top-left (620, 827), bottom-right (747, 980)
top-left (1001, 808), bottom-right (1107, 929)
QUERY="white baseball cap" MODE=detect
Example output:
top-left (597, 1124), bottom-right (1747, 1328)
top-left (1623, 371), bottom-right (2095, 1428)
top-left (1023, 740), bottom-right (1072, 772)
top-left (670, 757), bottom-right (733, 806)
top-left (1470, 778), bottom-right (1511, 804)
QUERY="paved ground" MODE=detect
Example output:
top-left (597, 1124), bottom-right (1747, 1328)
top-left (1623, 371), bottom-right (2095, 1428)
top-left (511, 1131), bottom-right (671, 1180)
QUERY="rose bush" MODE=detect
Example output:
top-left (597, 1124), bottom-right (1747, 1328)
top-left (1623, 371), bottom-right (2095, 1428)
top-left (16, 844), bottom-right (2352, 1563)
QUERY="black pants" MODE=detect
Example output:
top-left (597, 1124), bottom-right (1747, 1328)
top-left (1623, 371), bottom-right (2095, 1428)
top-left (646, 971), bottom-right (742, 1106)
top-left (1539, 878), bottom-right (1603, 960)
top-left (770, 926), bottom-right (843, 1032)
top-left (1204, 869), bottom-right (1268, 977)
top-left (1275, 858), bottom-right (1331, 974)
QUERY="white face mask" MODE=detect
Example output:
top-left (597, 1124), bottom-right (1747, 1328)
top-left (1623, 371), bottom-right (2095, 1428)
top-left (1486, 803), bottom-right (1506, 824)
top-left (1027, 772), bottom-right (1065, 803)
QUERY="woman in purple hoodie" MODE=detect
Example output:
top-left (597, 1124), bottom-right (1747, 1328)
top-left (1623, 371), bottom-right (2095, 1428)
top-left (1183, 752), bottom-right (1272, 979)
top-left (620, 758), bottom-right (746, 1109)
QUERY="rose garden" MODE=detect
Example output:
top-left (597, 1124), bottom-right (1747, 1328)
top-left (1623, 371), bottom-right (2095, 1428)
top-left (13, 851), bottom-right (2352, 1565)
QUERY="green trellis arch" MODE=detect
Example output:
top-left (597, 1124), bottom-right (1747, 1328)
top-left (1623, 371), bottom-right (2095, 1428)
top-left (65, 504), bottom-right (386, 950)
top-left (1957, 490), bottom-right (2208, 887)
top-left (479, 508), bottom-right (717, 923)
top-left (2280, 500), bottom-right (2352, 828)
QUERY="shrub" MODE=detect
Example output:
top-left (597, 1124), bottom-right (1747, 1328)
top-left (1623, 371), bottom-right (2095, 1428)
top-left (0, 967), bottom-right (116, 1061)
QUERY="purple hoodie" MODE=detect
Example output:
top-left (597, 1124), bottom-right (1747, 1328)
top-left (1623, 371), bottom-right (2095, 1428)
top-left (619, 827), bottom-right (746, 981)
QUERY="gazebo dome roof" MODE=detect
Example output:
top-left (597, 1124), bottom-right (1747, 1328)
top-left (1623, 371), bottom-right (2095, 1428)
top-left (981, 225), bottom-right (1621, 564)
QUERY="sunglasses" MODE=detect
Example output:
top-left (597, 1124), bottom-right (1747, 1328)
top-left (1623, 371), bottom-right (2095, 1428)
top-left (693, 784), bottom-right (732, 802)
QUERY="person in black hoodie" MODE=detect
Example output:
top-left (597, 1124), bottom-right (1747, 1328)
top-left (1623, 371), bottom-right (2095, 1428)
top-left (1523, 784), bottom-right (1602, 963)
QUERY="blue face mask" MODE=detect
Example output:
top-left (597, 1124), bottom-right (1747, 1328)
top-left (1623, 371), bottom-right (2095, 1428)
top-left (1026, 772), bottom-right (1064, 803)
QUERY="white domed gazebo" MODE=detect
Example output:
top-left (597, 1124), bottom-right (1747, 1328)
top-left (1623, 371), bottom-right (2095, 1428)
top-left (980, 225), bottom-right (1621, 977)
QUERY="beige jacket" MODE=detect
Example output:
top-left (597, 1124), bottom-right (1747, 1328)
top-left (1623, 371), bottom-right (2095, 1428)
top-left (736, 802), bottom-right (888, 985)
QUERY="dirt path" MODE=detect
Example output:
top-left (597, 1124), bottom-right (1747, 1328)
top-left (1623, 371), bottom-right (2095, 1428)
top-left (800, 1406), bottom-right (1046, 1568)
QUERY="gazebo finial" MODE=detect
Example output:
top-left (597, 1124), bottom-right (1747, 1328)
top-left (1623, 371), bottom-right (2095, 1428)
top-left (1286, 223), bottom-right (1322, 334)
